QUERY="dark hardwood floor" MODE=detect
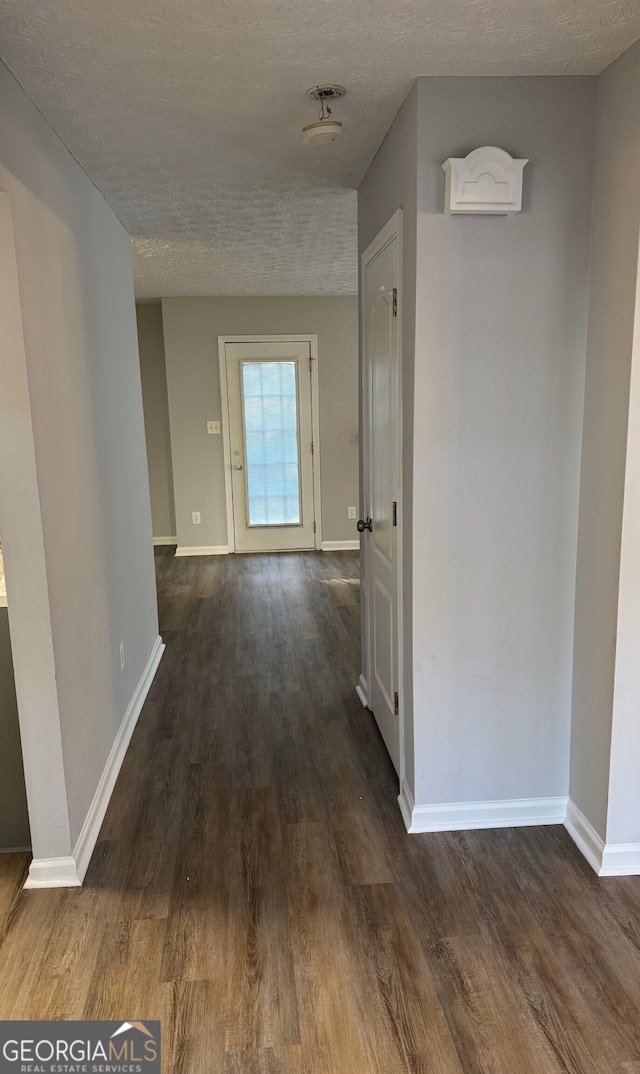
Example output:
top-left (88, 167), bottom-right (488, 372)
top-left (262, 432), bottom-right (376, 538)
top-left (1, 547), bottom-right (640, 1072)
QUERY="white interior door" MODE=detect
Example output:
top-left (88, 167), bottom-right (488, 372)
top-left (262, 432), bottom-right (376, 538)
top-left (223, 340), bottom-right (318, 553)
top-left (361, 213), bottom-right (402, 775)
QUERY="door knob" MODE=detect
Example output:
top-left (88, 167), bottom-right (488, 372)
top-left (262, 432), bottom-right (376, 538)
top-left (233, 464), bottom-right (243, 471)
top-left (356, 517), bottom-right (372, 532)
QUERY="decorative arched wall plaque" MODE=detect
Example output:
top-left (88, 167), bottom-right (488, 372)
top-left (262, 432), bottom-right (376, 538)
top-left (441, 146), bottom-right (529, 215)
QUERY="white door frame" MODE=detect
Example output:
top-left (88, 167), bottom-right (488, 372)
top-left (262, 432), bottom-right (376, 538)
top-left (360, 210), bottom-right (405, 790)
top-left (218, 335), bottom-right (323, 553)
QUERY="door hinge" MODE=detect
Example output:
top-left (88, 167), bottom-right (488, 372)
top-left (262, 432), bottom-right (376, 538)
top-left (313, 521), bottom-right (316, 533)
top-left (311, 441), bottom-right (315, 455)
top-left (394, 691), bottom-right (399, 716)
top-left (392, 288), bottom-right (398, 317)
top-left (392, 501), bottom-right (397, 527)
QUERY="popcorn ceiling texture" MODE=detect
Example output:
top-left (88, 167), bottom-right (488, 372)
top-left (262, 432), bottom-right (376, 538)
top-left (0, 0), bottom-right (639, 297)
top-left (130, 192), bottom-right (359, 297)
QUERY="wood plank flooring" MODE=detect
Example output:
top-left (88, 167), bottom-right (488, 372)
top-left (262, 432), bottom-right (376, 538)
top-left (1, 548), bottom-right (640, 1072)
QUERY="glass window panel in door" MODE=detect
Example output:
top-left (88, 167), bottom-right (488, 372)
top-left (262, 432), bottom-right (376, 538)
top-left (241, 361), bottom-right (302, 526)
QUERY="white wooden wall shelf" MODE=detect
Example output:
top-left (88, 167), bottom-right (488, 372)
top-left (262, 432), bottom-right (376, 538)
top-left (441, 146), bottom-right (528, 215)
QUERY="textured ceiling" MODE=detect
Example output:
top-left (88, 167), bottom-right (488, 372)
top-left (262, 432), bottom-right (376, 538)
top-left (1, 0), bottom-right (639, 298)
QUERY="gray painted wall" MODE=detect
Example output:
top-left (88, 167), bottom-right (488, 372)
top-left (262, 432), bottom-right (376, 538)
top-left (0, 59), bottom-right (159, 851)
top-left (359, 76), bottom-right (597, 810)
top-left (137, 303), bottom-right (176, 540)
top-left (358, 84), bottom-right (418, 784)
top-left (410, 77), bottom-right (595, 808)
top-left (161, 296), bottom-right (359, 550)
top-left (571, 41), bottom-right (640, 843)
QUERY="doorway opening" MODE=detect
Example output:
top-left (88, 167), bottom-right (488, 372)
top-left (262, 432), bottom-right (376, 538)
top-left (0, 541), bottom-right (31, 855)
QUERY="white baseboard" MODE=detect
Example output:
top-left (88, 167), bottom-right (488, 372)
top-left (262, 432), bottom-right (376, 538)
top-left (24, 635), bottom-right (165, 890)
top-left (600, 843), bottom-right (640, 876)
top-left (398, 778), bottom-right (415, 831)
top-left (399, 791), bottom-right (568, 834)
top-left (153, 536), bottom-right (177, 546)
top-left (72, 635), bottom-right (165, 883)
top-left (175, 545), bottom-right (229, 557)
top-left (564, 798), bottom-right (640, 876)
top-left (24, 856), bottom-right (81, 888)
top-left (564, 798), bottom-right (604, 875)
top-left (397, 791), bottom-right (640, 877)
top-left (321, 540), bottom-right (360, 551)
top-left (355, 674), bottom-right (369, 708)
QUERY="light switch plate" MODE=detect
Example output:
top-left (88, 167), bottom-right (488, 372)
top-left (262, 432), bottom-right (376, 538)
top-left (207, 420), bottom-right (221, 435)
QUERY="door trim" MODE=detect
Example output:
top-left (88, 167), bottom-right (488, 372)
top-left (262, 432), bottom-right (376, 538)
top-left (360, 209), bottom-right (404, 789)
top-left (218, 335), bottom-right (323, 553)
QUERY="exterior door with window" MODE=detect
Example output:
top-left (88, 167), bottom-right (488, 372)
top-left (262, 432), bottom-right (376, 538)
top-left (222, 340), bottom-right (317, 552)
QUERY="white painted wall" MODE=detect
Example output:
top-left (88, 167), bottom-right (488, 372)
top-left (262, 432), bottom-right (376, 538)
top-left (571, 40), bottom-right (640, 847)
top-left (161, 296), bottom-right (359, 550)
top-left (358, 84), bottom-right (418, 783)
top-left (0, 59), bottom-right (159, 860)
top-left (137, 302), bottom-right (176, 541)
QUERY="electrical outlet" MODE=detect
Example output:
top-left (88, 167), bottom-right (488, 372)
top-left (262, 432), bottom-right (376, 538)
top-left (192, 511), bottom-right (201, 525)
top-left (348, 506), bottom-right (357, 519)
top-left (119, 642), bottom-right (125, 671)
top-left (207, 420), bottom-right (221, 435)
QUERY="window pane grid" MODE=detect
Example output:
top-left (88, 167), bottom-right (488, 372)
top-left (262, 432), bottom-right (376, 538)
top-left (242, 361), bottom-right (301, 526)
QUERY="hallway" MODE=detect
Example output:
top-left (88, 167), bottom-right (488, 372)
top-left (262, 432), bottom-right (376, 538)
top-left (0, 549), bottom-right (640, 1072)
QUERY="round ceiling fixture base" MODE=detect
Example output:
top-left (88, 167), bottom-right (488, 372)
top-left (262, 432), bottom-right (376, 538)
top-left (302, 120), bottom-right (343, 145)
top-left (306, 85), bottom-right (346, 102)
